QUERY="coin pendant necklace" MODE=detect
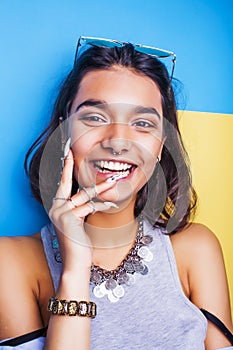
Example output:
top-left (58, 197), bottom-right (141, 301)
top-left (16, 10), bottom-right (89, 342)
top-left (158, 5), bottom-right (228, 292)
top-left (51, 216), bottom-right (154, 303)
top-left (90, 216), bottom-right (154, 303)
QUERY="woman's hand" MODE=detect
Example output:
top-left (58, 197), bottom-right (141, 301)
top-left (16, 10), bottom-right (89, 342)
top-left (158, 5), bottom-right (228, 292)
top-left (49, 149), bottom-right (117, 273)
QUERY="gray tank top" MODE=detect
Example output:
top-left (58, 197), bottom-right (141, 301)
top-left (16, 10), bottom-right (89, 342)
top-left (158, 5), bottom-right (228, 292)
top-left (41, 221), bottom-right (207, 349)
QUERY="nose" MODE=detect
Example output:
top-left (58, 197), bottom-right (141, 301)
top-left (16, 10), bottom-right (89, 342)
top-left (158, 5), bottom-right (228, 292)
top-left (101, 123), bottom-right (132, 155)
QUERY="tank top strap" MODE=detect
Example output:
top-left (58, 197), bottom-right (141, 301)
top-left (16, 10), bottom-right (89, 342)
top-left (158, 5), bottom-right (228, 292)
top-left (41, 223), bottom-right (62, 292)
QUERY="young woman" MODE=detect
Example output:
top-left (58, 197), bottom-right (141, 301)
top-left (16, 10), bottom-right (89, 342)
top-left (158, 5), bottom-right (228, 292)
top-left (0, 36), bottom-right (232, 349)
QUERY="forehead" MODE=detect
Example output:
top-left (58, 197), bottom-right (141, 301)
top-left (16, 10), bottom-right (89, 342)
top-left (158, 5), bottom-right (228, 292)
top-left (71, 67), bottom-right (162, 115)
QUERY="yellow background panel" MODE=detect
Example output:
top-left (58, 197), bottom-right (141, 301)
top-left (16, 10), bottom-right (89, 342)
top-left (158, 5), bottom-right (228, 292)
top-left (178, 110), bottom-right (233, 315)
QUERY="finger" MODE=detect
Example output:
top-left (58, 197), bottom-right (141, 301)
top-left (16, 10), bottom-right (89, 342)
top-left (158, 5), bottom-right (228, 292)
top-left (56, 149), bottom-right (74, 200)
top-left (71, 201), bottom-right (119, 218)
top-left (50, 200), bottom-right (118, 238)
top-left (71, 179), bottom-right (117, 207)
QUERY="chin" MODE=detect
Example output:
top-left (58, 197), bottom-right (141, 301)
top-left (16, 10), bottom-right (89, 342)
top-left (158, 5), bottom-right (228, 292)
top-left (99, 182), bottom-right (139, 208)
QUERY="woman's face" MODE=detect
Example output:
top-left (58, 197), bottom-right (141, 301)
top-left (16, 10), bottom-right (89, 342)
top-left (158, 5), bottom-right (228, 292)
top-left (69, 66), bottom-right (164, 204)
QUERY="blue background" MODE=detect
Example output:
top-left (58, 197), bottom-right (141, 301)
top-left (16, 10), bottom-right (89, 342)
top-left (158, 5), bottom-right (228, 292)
top-left (1, 0), bottom-right (233, 236)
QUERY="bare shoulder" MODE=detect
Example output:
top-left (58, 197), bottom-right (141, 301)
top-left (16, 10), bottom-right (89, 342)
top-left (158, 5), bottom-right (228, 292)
top-left (0, 233), bottom-right (53, 339)
top-left (0, 232), bottom-right (43, 271)
top-left (0, 233), bottom-right (46, 281)
top-left (169, 223), bottom-right (220, 299)
top-left (171, 223), bottom-right (233, 348)
top-left (170, 223), bottom-right (228, 298)
top-left (170, 222), bottom-right (222, 257)
top-left (0, 232), bottom-right (44, 254)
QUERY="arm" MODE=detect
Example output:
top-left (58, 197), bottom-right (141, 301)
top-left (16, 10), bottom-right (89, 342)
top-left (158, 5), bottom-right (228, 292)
top-left (0, 236), bottom-right (47, 341)
top-left (44, 150), bottom-right (116, 349)
top-left (44, 269), bottom-right (91, 350)
top-left (185, 224), bottom-right (233, 349)
top-left (0, 152), bottom-right (115, 349)
top-left (0, 217), bottom-right (92, 350)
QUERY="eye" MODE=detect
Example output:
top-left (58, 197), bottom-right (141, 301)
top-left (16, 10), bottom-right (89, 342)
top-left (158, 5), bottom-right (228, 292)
top-left (131, 119), bottom-right (158, 131)
top-left (134, 120), bottom-right (154, 127)
top-left (79, 114), bottom-right (108, 126)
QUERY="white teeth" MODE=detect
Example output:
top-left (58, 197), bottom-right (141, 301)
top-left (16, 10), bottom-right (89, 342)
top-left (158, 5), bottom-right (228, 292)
top-left (94, 160), bottom-right (133, 172)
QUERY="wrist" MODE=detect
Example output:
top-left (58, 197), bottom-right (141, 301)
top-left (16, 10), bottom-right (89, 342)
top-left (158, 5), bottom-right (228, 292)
top-left (61, 253), bottom-right (92, 271)
top-left (57, 268), bottom-right (91, 300)
top-left (61, 265), bottom-right (91, 277)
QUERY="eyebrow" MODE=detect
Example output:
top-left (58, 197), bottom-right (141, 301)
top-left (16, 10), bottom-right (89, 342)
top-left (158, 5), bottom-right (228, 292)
top-left (75, 99), bottom-right (161, 119)
top-left (75, 99), bottom-right (107, 112)
top-left (134, 106), bottom-right (161, 120)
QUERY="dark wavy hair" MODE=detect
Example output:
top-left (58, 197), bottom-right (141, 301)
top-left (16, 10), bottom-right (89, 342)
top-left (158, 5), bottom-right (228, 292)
top-left (24, 43), bottom-right (197, 233)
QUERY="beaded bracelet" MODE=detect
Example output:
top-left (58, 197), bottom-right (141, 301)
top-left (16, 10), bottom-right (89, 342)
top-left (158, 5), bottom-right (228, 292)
top-left (48, 297), bottom-right (97, 318)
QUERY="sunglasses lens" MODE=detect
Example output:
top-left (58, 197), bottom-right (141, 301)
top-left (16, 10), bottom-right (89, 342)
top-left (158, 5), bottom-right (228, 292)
top-left (135, 46), bottom-right (170, 58)
top-left (81, 37), bottom-right (121, 49)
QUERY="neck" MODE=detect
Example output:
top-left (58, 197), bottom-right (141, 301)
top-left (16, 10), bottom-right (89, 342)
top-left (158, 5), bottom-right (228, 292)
top-left (85, 200), bottom-right (138, 249)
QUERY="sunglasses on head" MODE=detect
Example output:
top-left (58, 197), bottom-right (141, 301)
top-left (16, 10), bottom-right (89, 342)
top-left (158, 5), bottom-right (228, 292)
top-left (74, 36), bottom-right (176, 81)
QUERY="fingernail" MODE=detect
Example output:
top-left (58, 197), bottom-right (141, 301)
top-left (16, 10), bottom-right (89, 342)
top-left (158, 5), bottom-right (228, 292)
top-left (103, 202), bottom-right (119, 209)
top-left (106, 173), bottom-right (127, 183)
top-left (106, 176), bottom-right (116, 183)
top-left (66, 149), bottom-right (73, 159)
top-left (64, 138), bottom-right (71, 158)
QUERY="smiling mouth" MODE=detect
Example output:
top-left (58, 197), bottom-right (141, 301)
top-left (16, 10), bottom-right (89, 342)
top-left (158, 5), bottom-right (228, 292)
top-left (93, 160), bottom-right (136, 177)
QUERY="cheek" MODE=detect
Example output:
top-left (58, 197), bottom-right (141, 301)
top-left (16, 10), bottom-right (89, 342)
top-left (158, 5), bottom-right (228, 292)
top-left (71, 139), bottom-right (89, 177)
top-left (72, 149), bottom-right (89, 188)
top-left (71, 130), bottom-right (93, 160)
top-left (139, 157), bottom-right (156, 184)
top-left (70, 124), bottom-right (100, 161)
top-left (137, 139), bottom-right (162, 180)
top-left (71, 137), bottom-right (97, 186)
top-left (141, 138), bottom-right (162, 164)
